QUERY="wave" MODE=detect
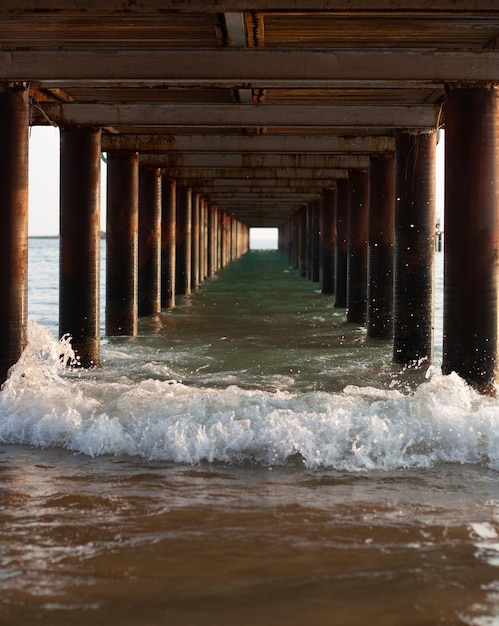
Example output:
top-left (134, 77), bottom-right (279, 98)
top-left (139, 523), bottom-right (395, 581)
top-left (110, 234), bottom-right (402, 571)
top-left (0, 322), bottom-right (498, 471)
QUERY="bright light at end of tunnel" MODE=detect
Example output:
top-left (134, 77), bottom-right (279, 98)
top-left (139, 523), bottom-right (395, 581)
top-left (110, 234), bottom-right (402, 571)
top-left (249, 228), bottom-right (279, 250)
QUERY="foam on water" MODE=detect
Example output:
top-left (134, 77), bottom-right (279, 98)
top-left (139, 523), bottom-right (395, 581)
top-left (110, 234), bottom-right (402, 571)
top-left (1, 321), bottom-right (499, 472)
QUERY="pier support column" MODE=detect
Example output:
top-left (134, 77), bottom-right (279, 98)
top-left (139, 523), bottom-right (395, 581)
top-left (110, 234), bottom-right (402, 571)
top-left (0, 84), bottom-right (29, 383)
top-left (207, 205), bottom-right (216, 278)
top-left (347, 169), bottom-right (369, 324)
top-left (161, 177), bottom-right (176, 309)
top-left (106, 151), bottom-right (138, 336)
top-left (320, 187), bottom-right (337, 295)
top-left (191, 192), bottom-right (200, 290)
top-left (298, 206), bottom-right (307, 278)
top-left (138, 167), bottom-right (161, 317)
top-left (443, 86), bottom-right (499, 391)
top-left (312, 200), bottom-right (321, 283)
top-left (176, 185), bottom-right (192, 295)
top-left (335, 177), bottom-right (349, 308)
top-left (393, 130), bottom-right (436, 365)
top-left (60, 126), bottom-right (101, 367)
top-left (367, 154), bottom-right (395, 339)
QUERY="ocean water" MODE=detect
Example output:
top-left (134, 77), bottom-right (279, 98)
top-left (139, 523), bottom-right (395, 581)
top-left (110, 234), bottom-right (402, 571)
top-left (1, 238), bottom-right (499, 624)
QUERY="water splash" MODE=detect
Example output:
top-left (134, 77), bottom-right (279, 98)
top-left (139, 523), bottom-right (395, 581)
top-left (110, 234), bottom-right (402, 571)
top-left (1, 322), bottom-right (499, 471)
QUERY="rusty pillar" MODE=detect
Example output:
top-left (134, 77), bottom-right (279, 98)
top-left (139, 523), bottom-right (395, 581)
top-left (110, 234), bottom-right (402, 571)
top-left (105, 151), bottom-right (138, 336)
top-left (312, 199), bottom-right (321, 283)
top-left (138, 167), bottom-right (161, 317)
top-left (176, 185), bottom-right (192, 295)
top-left (219, 212), bottom-right (226, 269)
top-left (0, 84), bottom-right (29, 383)
top-left (443, 86), bottom-right (499, 391)
top-left (60, 126), bottom-right (101, 368)
top-left (347, 168), bottom-right (369, 324)
top-left (306, 204), bottom-right (313, 281)
top-left (335, 177), bottom-right (349, 308)
top-left (200, 198), bottom-right (207, 281)
top-left (191, 192), bottom-right (200, 290)
top-left (161, 177), bottom-right (176, 309)
top-left (320, 187), bottom-right (337, 295)
top-left (393, 130), bottom-right (436, 366)
top-left (298, 206), bottom-right (307, 278)
top-left (207, 205), bottom-right (216, 278)
top-left (367, 154), bottom-right (395, 339)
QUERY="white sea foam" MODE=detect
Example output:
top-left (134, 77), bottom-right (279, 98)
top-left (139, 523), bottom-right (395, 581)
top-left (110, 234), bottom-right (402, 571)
top-left (1, 322), bottom-right (499, 471)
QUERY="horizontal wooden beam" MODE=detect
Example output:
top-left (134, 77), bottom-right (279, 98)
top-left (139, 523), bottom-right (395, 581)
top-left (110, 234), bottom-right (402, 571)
top-left (177, 179), bottom-right (338, 189)
top-left (102, 134), bottom-right (395, 154)
top-left (139, 153), bottom-right (370, 169)
top-left (3, 1), bottom-right (499, 12)
top-left (154, 167), bottom-right (348, 181)
top-left (40, 102), bottom-right (439, 129)
top-left (11, 49), bottom-right (499, 86)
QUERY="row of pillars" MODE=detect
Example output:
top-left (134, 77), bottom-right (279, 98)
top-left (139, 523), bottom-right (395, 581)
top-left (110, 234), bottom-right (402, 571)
top-left (280, 134), bottom-right (434, 360)
top-left (0, 83), bottom-right (498, 392)
top-left (280, 85), bottom-right (499, 394)
top-left (0, 83), bottom-right (248, 382)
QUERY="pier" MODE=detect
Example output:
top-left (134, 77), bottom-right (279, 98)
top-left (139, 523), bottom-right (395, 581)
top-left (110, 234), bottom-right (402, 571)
top-left (0, 2), bottom-right (499, 390)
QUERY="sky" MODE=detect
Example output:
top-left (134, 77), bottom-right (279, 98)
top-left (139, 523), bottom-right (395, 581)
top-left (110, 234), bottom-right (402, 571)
top-left (28, 125), bottom-right (444, 237)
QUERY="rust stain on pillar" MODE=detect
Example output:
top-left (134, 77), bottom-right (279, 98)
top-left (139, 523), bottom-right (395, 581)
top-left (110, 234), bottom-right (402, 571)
top-left (443, 86), bottom-right (499, 392)
top-left (393, 130), bottom-right (436, 366)
top-left (320, 187), bottom-right (337, 295)
top-left (347, 168), bottom-right (369, 324)
top-left (60, 125), bottom-right (101, 368)
top-left (138, 166), bottom-right (161, 317)
top-left (176, 185), bottom-right (192, 295)
top-left (161, 177), bottom-right (176, 309)
top-left (367, 153), bottom-right (395, 340)
top-left (0, 84), bottom-right (29, 383)
top-left (106, 151), bottom-right (139, 336)
top-left (335, 177), bottom-right (349, 308)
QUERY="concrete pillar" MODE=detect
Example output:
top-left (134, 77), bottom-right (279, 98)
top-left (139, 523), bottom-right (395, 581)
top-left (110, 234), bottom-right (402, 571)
top-left (347, 168), bottom-right (369, 324)
top-left (320, 187), bottom-right (337, 295)
top-left (443, 85), bottom-right (499, 391)
top-left (297, 206), bottom-right (307, 278)
top-left (312, 199), bottom-right (321, 283)
top-left (335, 177), bottom-right (349, 308)
top-left (106, 151), bottom-right (138, 336)
top-left (0, 84), bottom-right (29, 382)
top-left (60, 126), bottom-right (101, 367)
top-left (367, 153), bottom-right (395, 339)
top-left (207, 204), bottom-right (216, 278)
top-left (176, 185), bottom-right (192, 295)
top-left (161, 177), bottom-right (176, 309)
top-left (393, 130), bottom-right (436, 365)
top-left (191, 192), bottom-right (200, 290)
top-left (138, 166), bottom-right (161, 317)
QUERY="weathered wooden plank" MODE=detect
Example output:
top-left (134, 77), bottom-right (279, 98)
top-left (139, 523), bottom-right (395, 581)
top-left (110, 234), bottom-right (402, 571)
top-left (151, 167), bottom-right (347, 180)
top-left (8, 49), bottom-right (499, 85)
top-left (40, 102), bottom-right (439, 129)
top-left (102, 134), bottom-right (395, 153)
top-left (2, 1), bottom-right (499, 12)
top-left (139, 153), bottom-right (370, 168)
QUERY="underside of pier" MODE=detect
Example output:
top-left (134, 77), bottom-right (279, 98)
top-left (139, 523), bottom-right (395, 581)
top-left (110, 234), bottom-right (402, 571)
top-left (0, 1), bottom-right (499, 391)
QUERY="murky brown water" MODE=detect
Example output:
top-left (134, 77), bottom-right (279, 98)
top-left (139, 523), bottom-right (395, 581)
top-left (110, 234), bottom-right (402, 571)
top-left (2, 445), bottom-right (499, 625)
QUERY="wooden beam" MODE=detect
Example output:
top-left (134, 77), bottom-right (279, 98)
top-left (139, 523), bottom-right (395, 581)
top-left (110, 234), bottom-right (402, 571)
top-left (102, 134), bottom-right (395, 154)
top-left (150, 167), bottom-right (347, 181)
top-left (39, 102), bottom-right (439, 129)
top-left (8, 49), bottom-right (499, 85)
top-left (139, 153), bottom-right (370, 169)
top-left (2, 1), bottom-right (499, 12)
